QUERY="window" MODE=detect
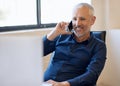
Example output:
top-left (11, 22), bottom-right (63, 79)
top-left (0, 0), bottom-right (38, 32)
top-left (0, 0), bottom-right (91, 32)
top-left (0, 0), bottom-right (37, 26)
top-left (41, 0), bottom-right (91, 24)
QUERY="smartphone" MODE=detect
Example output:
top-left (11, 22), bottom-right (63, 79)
top-left (67, 21), bottom-right (73, 32)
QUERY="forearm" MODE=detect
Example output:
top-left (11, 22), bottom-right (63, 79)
top-left (47, 22), bottom-right (71, 41)
top-left (47, 29), bottom-right (61, 41)
top-left (67, 71), bottom-right (97, 86)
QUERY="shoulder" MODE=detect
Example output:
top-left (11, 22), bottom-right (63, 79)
top-left (88, 33), bottom-right (106, 52)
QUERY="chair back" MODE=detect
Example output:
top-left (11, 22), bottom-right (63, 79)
top-left (92, 31), bottom-right (106, 42)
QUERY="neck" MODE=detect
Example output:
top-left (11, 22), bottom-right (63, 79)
top-left (74, 32), bottom-right (90, 42)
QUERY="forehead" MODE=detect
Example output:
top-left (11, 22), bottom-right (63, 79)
top-left (72, 6), bottom-right (90, 17)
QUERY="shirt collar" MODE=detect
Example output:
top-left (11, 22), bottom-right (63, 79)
top-left (71, 32), bottom-right (94, 45)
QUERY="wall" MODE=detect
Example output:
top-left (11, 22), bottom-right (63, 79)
top-left (92, 1), bottom-right (120, 85)
top-left (109, 0), bottom-right (120, 29)
top-left (0, 29), bottom-right (52, 71)
top-left (92, 0), bottom-right (106, 30)
top-left (91, 1), bottom-right (120, 85)
top-left (97, 30), bottom-right (120, 86)
top-left (1, 29), bottom-right (120, 86)
top-left (92, 0), bottom-right (120, 30)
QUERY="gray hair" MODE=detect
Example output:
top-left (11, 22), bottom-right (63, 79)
top-left (74, 3), bottom-right (95, 16)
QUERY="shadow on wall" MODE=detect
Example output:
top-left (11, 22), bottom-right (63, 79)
top-left (97, 29), bottom-right (120, 86)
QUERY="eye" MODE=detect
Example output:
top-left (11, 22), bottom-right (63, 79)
top-left (80, 17), bottom-right (86, 21)
top-left (72, 17), bottom-right (77, 21)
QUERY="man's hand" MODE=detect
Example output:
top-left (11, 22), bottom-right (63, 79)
top-left (47, 22), bottom-right (72, 41)
top-left (46, 79), bottom-right (70, 86)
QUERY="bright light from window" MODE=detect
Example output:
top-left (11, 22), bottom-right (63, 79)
top-left (41, 0), bottom-right (91, 23)
top-left (0, 0), bottom-right (37, 27)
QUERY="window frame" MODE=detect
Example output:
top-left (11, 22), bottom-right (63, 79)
top-left (0, 0), bottom-right (56, 32)
top-left (0, 0), bottom-right (91, 32)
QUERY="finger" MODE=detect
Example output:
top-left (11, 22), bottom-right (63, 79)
top-left (46, 80), bottom-right (56, 84)
top-left (64, 29), bottom-right (72, 33)
top-left (59, 22), bottom-right (68, 29)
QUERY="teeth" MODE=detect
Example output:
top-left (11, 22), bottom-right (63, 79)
top-left (76, 27), bottom-right (83, 30)
top-left (74, 26), bottom-right (83, 29)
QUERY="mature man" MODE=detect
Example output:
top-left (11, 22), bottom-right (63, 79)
top-left (43, 3), bottom-right (106, 86)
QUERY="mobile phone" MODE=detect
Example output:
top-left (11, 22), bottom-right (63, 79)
top-left (67, 21), bottom-right (73, 32)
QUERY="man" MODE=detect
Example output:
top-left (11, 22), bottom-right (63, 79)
top-left (43, 3), bottom-right (106, 86)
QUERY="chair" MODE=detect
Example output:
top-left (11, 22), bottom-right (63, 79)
top-left (92, 31), bottom-right (106, 42)
top-left (92, 31), bottom-right (106, 86)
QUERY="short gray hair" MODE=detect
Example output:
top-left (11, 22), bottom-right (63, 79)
top-left (74, 3), bottom-right (95, 16)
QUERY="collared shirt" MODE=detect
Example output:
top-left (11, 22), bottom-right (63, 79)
top-left (43, 32), bottom-right (106, 86)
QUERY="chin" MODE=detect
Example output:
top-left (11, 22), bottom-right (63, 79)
top-left (74, 31), bottom-right (85, 38)
top-left (77, 34), bottom-right (85, 38)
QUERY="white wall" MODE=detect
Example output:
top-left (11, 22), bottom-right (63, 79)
top-left (97, 29), bottom-right (120, 86)
top-left (1, 29), bottom-right (120, 86)
top-left (92, 1), bottom-right (120, 85)
top-left (92, 0), bottom-right (106, 30)
top-left (92, 0), bottom-right (120, 30)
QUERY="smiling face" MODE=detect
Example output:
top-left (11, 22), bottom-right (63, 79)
top-left (72, 5), bottom-right (96, 38)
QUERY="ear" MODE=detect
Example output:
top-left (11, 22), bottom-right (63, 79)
top-left (91, 16), bottom-right (96, 25)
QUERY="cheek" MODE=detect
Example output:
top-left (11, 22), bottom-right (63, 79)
top-left (82, 22), bottom-right (90, 28)
top-left (84, 21), bottom-right (93, 27)
top-left (81, 20), bottom-right (90, 26)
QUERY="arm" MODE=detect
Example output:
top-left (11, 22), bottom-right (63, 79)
top-left (47, 22), bottom-right (71, 41)
top-left (43, 22), bottom-right (71, 56)
top-left (67, 42), bottom-right (107, 86)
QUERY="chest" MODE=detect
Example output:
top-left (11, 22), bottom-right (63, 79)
top-left (54, 42), bottom-right (93, 64)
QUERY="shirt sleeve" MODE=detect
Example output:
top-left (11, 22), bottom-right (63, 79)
top-left (67, 42), bottom-right (107, 86)
top-left (42, 35), bottom-right (57, 56)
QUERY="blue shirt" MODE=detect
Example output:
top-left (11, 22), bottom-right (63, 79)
top-left (43, 32), bottom-right (106, 86)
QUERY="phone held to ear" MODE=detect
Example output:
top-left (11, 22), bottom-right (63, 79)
top-left (67, 21), bottom-right (73, 32)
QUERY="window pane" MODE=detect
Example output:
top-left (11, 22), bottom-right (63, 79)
top-left (0, 0), bottom-right (37, 27)
top-left (41, 0), bottom-right (91, 24)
